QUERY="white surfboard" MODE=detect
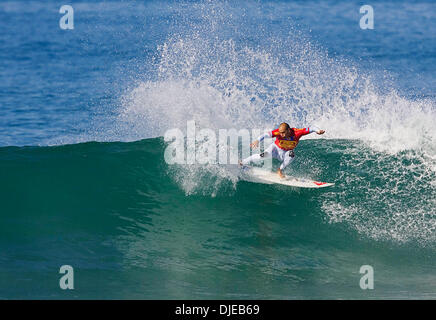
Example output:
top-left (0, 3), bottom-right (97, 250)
top-left (241, 166), bottom-right (334, 188)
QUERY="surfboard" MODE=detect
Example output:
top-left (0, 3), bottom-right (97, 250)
top-left (240, 166), bottom-right (334, 188)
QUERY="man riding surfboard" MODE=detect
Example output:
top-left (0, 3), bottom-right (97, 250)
top-left (240, 123), bottom-right (325, 178)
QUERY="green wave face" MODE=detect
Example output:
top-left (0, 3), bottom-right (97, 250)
top-left (0, 138), bottom-right (435, 299)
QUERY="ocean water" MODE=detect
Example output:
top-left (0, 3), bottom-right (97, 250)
top-left (0, 0), bottom-right (435, 299)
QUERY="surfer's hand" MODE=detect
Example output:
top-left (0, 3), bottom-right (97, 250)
top-left (317, 130), bottom-right (325, 135)
top-left (250, 140), bottom-right (259, 149)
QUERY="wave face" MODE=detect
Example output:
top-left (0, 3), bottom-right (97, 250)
top-left (0, 139), bottom-right (435, 298)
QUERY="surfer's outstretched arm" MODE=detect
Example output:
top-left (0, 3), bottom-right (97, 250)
top-left (250, 130), bottom-right (273, 149)
top-left (306, 126), bottom-right (325, 135)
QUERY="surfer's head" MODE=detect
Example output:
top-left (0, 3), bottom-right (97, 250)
top-left (278, 122), bottom-right (293, 138)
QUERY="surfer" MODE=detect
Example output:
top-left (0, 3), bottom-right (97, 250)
top-left (239, 123), bottom-right (325, 178)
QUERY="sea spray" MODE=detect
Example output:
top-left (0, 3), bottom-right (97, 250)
top-left (118, 1), bottom-right (436, 245)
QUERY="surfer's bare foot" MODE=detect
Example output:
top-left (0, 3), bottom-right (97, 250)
top-left (277, 169), bottom-right (285, 179)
